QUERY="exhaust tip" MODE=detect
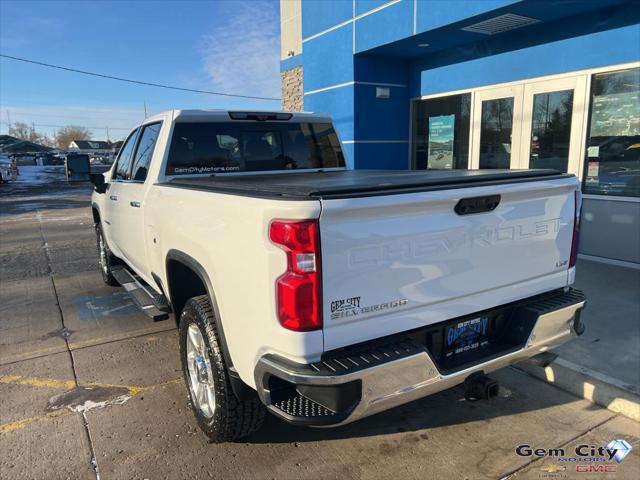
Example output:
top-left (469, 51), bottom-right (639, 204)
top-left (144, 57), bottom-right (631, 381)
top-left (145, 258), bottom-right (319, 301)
top-left (463, 372), bottom-right (499, 401)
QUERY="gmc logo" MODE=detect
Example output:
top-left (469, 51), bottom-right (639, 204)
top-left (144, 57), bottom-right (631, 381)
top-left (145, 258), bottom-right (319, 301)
top-left (576, 465), bottom-right (617, 473)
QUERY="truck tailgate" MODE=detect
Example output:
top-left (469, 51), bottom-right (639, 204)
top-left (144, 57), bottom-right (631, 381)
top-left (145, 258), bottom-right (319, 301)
top-left (320, 175), bottom-right (578, 351)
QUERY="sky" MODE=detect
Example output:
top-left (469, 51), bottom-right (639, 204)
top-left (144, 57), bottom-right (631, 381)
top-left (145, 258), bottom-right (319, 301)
top-left (0, 0), bottom-right (281, 142)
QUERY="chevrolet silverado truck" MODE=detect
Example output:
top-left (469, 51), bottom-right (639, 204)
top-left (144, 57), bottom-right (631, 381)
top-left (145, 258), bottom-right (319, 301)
top-left (90, 110), bottom-right (586, 442)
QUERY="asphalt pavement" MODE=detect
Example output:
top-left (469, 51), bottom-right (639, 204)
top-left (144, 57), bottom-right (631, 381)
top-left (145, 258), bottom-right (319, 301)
top-left (1, 166), bottom-right (638, 480)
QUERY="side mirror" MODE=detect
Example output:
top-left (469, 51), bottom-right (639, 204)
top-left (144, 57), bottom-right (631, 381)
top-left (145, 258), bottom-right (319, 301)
top-left (89, 173), bottom-right (108, 194)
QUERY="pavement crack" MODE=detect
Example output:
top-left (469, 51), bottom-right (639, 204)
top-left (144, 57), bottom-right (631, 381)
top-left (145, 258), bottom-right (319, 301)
top-left (37, 209), bottom-right (101, 480)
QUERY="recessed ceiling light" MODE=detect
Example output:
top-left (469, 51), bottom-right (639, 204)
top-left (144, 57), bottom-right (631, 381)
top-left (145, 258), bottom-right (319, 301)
top-left (418, 43), bottom-right (429, 48)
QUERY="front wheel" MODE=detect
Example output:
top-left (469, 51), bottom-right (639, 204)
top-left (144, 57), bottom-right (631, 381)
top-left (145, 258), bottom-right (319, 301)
top-left (179, 295), bottom-right (265, 442)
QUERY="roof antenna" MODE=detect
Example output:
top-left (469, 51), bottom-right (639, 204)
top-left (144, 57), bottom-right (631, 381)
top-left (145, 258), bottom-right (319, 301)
top-left (143, 101), bottom-right (148, 119)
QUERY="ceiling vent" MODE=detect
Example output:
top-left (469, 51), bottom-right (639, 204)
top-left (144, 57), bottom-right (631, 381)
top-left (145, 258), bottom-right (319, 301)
top-left (461, 13), bottom-right (540, 35)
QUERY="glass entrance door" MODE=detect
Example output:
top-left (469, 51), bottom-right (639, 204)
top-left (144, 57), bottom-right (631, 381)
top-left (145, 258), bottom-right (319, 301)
top-left (518, 77), bottom-right (587, 173)
top-left (471, 85), bottom-right (523, 169)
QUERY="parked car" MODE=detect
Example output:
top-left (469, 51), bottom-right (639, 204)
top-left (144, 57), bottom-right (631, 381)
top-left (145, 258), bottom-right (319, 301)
top-left (0, 154), bottom-right (18, 182)
top-left (90, 110), bottom-right (586, 442)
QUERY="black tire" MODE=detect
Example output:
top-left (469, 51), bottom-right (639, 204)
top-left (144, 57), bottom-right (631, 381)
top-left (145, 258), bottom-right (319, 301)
top-left (179, 295), bottom-right (265, 442)
top-left (95, 223), bottom-right (119, 286)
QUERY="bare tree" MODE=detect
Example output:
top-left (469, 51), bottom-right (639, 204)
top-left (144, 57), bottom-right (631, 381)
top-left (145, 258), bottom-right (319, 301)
top-left (9, 122), bottom-right (39, 142)
top-left (55, 125), bottom-right (92, 149)
top-left (8, 122), bottom-right (55, 147)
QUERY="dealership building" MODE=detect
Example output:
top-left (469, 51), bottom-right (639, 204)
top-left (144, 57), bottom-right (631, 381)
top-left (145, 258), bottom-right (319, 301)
top-left (280, 0), bottom-right (640, 266)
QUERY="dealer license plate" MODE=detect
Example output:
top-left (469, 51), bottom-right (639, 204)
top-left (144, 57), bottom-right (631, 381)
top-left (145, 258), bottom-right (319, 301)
top-left (444, 316), bottom-right (490, 358)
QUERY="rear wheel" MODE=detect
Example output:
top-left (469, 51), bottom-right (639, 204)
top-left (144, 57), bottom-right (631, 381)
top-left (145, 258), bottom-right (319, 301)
top-left (95, 223), bottom-right (119, 286)
top-left (179, 295), bottom-right (265, 442)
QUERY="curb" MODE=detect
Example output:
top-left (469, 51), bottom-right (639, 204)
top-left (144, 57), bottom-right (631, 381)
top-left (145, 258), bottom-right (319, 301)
top-left (515, 357), bottom-right (640, 422)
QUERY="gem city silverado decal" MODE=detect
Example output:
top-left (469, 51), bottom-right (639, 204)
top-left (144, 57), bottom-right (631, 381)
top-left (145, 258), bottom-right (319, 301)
top-left (330, 296), bottom-right (408, 320)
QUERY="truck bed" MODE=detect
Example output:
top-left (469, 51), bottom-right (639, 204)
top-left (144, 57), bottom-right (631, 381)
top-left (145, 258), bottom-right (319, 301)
top-left (163, 169), bottom-right (567, 199)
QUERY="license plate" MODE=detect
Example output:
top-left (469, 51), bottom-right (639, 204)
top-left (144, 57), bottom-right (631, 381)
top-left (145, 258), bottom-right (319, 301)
top-left (444, 316), bottom-right (490, 358)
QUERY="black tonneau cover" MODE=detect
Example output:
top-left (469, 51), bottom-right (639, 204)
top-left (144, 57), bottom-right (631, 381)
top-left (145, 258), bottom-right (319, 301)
top-left (163, 169), bottom-right (567, 199)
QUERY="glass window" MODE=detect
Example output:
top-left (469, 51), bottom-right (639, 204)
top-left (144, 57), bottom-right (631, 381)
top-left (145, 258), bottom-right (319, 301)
top-left (529, 90), bottom-right (574, 172)
top-left (584, 68), bottom-right (640, 197)
top-left (114, 128), bottom-right (140, 180)
top-left (308, 122), bottom-right (344, 168)
top-left (242, 130), bottom-right (284, 170)
top-left (412, 93), bottom-right (470, 170)
top-left (479, 97), bottom-right (514, 169)
top-left (131, 123), bottom-right (162, 182)
top-left (166, 122), bottom-right (345, 175)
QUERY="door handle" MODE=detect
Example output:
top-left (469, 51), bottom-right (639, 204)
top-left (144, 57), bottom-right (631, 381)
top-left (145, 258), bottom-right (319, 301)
top-left (109, 195), bottom-right (118, 201)
top-left (130, 201), bottom-right (141, 208)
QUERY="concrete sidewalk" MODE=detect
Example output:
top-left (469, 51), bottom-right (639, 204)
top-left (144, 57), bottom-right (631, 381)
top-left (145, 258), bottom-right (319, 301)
top-left (518, 259), bottom-right (640, 420)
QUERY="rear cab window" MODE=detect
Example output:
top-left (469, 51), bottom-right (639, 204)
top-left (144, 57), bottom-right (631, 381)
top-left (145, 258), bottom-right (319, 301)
top-left (165, 119), bottom-right (345, 176)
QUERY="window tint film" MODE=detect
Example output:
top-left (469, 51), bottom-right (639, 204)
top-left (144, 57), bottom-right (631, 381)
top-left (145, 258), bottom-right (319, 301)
top-left (115, 128), bottom-right (139, 180)
top-left (166, 122), bottom-right (345, 175)
top-left (584, 67), bottom-right (640, 197)
top-left (131, 123), bottom-right (162, 182)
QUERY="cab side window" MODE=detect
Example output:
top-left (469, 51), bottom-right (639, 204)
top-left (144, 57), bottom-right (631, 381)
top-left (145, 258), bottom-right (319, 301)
top-left (114, 128), bottom-right (140, 180)
top-left (130, 123), bottom-right (162, 182)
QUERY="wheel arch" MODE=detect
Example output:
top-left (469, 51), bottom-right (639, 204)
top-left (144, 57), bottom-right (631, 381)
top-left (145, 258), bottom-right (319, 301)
top-left (91, 202), bottom-right (101, 224)
top-left (165, 249), bottom-right (254, 398)
top-left (165, 250), bottom-right (210, 322)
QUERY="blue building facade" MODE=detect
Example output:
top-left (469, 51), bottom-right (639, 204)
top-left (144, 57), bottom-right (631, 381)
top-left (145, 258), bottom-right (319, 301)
top-left (280, 0), bottom-right (640, 265)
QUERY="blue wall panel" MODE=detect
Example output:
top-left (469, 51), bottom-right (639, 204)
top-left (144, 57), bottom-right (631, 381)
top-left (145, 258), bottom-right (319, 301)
top-left (340, 142), bottom-right (355, 169)
top-left (354, 55), bottom-right (410, 85)
top-left (302, 0), bottom-right (353, 39)
top-left (414, 24), bottom-right (640, 96)
top-left (304, 85), bottom-right (355, 141)
top-left (354, 55), bottom-right (409, 85)
top-left (354, 84), bottom-right (409, 140)
top-left (355, 0), bottom-right (390, 16)
top-left (353, 142), bottom-right (408, 169)
top-left (303, 23), bottom-right (354, 91)
top-left (355, 0), bottom-right (414, 52)
top-left (280, 54), bottom-right (303, 72)
top-left (415, 0), bottom-right (516, 33)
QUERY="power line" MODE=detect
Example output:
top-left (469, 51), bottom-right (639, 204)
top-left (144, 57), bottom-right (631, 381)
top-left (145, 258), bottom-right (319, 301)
top-left (0, 53), bottom-right (281, 101)
top-left (4, 110), bottom-right (141, 122)
top-left (0, 121), bottom-right (131, 130)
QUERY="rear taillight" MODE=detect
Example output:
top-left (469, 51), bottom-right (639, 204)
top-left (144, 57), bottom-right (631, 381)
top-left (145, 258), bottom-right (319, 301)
top-left (569, 189), bottom-right (582, 268)
top-left (269, 220), bottom-right (322, 331)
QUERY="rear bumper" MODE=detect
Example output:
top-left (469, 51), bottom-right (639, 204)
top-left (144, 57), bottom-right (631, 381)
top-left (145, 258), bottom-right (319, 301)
top-left (254, 288), bottom-right (586, 427)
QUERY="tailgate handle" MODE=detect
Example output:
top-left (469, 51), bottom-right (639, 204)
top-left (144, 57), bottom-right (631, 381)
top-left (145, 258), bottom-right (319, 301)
top-left (455, 195), bottom-right (501, 215)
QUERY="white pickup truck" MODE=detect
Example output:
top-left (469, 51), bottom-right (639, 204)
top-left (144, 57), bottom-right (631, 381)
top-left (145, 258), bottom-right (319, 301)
top-left (91, 110), bottom-right (586, 442)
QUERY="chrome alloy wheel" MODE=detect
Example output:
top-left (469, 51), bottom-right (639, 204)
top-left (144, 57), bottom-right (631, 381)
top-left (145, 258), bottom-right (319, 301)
top-left (98, 234), bottom-right (108, 275)
top-left (186, 324), bottom-right (216, 418)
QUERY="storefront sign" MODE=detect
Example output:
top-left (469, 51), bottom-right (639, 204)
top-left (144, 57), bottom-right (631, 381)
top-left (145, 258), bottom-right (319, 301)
top-left (428, 114), bottom-right (455, 169)
top-left (590, 92), bottom-right (640, 137)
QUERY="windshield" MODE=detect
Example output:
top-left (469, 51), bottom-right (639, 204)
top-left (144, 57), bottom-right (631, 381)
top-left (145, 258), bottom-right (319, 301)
top-left (166, 121), bottom-right (345, 175)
